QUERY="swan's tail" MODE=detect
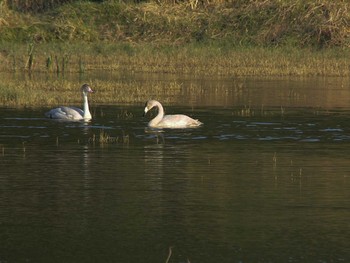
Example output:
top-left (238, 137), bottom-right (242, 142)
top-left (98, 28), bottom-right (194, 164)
top-left (191, 119), bottom-right (203, 127)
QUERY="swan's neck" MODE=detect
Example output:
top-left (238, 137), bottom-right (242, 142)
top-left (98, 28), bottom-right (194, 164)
top-left (149, 101), bottom-right (164, 126)
top-left (83, 93), bottom-right (92, 120)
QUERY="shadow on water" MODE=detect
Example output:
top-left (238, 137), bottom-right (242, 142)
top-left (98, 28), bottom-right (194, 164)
top-left (0, 76), bottom-right (350, 262)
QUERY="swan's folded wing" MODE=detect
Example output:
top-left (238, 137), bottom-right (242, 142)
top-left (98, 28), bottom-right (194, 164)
top-left (45, 106), bottom-right (83, 120)
top-left (159, 114), bottom-right (202, 128)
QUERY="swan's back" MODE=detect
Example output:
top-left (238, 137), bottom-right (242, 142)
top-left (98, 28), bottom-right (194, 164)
top-left (45, 106), bottom-right (84, 120)
top-left (153, 114), bottom-right (202, 128)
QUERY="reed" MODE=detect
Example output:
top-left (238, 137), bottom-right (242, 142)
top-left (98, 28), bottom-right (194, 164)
top-left (232, 104), bottom-right (289, 117)
top-left (232, 105), bottom-right (254, 117)
top-left (22, 141), bottom-right (26, 154)
top-left (273, 152), bottom-right (277, 166)
top-left (98, 129), bottom-right (118, 144)
top-left (46, 55), bottom-right (52, 71)
top-left (117, 109), bottom-right (134, 120)
top-left (78, 55), bottom-right (85, 74)
top-left (25, 43), bottom-right (34, 71)
top-left (89, 129), bottom-right (129, 145)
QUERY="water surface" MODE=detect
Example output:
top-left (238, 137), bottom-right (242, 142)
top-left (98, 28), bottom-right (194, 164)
top-left (0, 76), bottom-right (349, 263)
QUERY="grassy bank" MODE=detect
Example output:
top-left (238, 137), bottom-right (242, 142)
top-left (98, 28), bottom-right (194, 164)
top-left (1, 0), bottom-right (350, 107)
top-left (2, 0), bottom-right (350, 47)
top-left (0, 0), bottom-right (350, 76)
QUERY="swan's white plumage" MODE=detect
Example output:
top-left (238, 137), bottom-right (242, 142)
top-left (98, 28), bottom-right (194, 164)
top-left (144, 100), bottom-right (202, 128)
top-left (45, 84), bottom-right (93, 121)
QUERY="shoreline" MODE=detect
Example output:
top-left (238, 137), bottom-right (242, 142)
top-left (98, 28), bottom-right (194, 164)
top-left (1, 42), bottom-right (350, 76)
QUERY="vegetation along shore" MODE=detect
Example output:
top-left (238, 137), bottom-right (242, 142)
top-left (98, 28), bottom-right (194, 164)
top-left (1, 0), bottom-right (350, 75)
top-left (1, 0), bottom-right (350, 106)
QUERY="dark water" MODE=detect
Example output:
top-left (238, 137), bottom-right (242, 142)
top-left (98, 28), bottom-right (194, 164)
top-left (1, 106), bottom-right (349, 263)
top-left (1, 77), bottom-right (350, 262)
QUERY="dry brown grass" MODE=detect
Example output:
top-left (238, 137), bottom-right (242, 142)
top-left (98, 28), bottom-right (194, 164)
top-left (1, 0), bottom-right (350, 47)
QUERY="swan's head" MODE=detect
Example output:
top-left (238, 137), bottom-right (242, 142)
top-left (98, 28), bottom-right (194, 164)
top-left (81, 84), bottom-right (94, 95)
top-left (144, 100), bottom-right (158, 116)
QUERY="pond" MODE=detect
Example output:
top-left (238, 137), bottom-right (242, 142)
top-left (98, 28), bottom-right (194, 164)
top-left (0, 74), bottom-right (349, 262)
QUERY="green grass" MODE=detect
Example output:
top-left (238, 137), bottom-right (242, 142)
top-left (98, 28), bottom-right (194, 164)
top-left (1, 1), bottom-right (350, 76)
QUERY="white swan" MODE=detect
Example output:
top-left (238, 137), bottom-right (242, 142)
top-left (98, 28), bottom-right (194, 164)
top-left (45, 84), bottom-right (94, 121)
top-left (144, 100), bottom-right (203, 128)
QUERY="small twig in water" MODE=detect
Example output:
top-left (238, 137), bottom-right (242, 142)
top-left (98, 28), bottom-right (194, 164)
top-left (273, 152), bottom-right (277, 166)
top-left (165, 246), bottom-right (172, 263)
top-left (22, 142), bottom-right (26, 153)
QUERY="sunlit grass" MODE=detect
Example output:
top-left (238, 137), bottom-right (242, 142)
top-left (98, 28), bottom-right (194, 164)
top-left (2, 0), bottom-right (350, 78)
top-left (0, 78), bottom-right (95, 107)
top-left (2, 42), bottom-right (350, 76)
top-left (0, 76), bottom-right (187, 107)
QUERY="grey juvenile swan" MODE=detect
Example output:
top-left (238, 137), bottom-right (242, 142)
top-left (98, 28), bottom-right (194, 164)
top-left (45, 84), bottom-right (94, 121)
top-left (144, 100), bottom-right (202, 128)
